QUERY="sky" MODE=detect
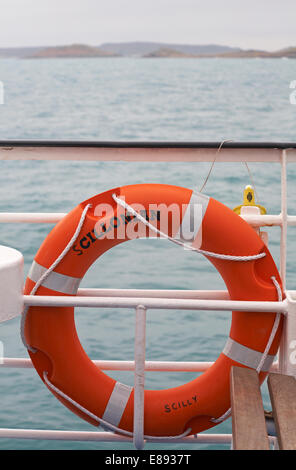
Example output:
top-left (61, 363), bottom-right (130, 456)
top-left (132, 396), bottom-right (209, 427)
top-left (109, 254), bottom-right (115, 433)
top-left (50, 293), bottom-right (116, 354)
top-left (0, 0), bottom-right (295, 51)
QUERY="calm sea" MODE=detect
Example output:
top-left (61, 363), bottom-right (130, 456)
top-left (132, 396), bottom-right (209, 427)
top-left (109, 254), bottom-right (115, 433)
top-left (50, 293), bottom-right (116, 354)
top-left (0, 57), bottom-right (295, 450)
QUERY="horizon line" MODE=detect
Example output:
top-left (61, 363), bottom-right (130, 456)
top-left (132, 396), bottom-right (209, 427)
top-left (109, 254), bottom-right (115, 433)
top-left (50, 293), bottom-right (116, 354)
top-left (0, 40), bottom-right (295, 53)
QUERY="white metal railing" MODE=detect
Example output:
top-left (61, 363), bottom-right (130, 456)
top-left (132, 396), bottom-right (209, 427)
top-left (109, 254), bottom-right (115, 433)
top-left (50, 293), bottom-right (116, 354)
top-left (22, 294), bottom-right (289, 312)
top-left (1, 142), bottom-right (296, 450)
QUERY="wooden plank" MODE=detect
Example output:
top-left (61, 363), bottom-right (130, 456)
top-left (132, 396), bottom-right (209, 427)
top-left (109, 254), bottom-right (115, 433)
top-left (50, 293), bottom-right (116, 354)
top-left (230, 366), bottom-right (270, 450)
top-left (267, 373), bottom-right (296, 450)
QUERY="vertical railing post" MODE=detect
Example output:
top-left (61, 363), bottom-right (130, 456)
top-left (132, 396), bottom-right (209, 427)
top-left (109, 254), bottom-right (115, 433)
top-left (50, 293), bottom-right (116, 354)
top-left (280, 149), bottom-right (287, 289)
top-left (133, 305), bottom-right (146, 450)
top-left (278, 149), bottom-right (289, 373)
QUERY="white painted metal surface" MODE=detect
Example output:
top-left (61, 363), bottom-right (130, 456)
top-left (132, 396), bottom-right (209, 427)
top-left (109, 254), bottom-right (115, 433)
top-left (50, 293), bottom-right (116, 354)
top-left (133, 305), bottom-right (146, 450)
top-left (0, 143), bottom-right (295, 449)
top-left (0, 211), bottom-right (296, 226)
top-left (0, 357), bottom-right (280, 372)
top-left (0, 245), bottom-right (23, 322)
top-left (280, 150), bottom-right (288, 289)
top-left (1, 142), bottom-right (296, 163)
top-left (0, 427), bottom-right (233, 445)
top-left (21, 294), bottom-right (288, 313)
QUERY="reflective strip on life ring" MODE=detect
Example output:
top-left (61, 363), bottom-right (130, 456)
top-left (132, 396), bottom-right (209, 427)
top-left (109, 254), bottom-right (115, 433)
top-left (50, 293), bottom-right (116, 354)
top-left (102, 382), bottom-right (133, 427)
top-left (223, 337), bottom-right (275, 372)
top-left (24, 184), bottom-right (283, 436)
top-left (28, 260), bottom-right (81, 295)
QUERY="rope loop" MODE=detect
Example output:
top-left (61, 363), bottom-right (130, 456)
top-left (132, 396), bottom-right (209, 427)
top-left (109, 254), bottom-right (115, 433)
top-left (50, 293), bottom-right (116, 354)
top-left (20, 203), bottom-right (92, 352)
top-left (43, 371), bottom-right (191, 441)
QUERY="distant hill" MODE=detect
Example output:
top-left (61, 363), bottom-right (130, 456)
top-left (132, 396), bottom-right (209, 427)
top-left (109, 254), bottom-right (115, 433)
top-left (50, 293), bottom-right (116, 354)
top-left (269, 47), bottom-right (296, 58)
top-left (214, 49), bottom-right (272, 58)
top-left (144, 47), bottom-right (199, 58)
top-left (26, 44), bottom-right (118, 59)
top-left (100, 41), bottom-right (242, 57)
top-left (144, 45), bottom-right (296, 59)
top-left (0, 42), bottom-right (295, 59)
top-left (212, 47), bottom-right (296, 58)
top-left (143, 47), bottom-right (270, 59)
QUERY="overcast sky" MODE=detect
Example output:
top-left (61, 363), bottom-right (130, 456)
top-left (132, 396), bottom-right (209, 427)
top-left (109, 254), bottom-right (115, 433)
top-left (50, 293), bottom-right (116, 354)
top-left (0, 0), bottom-right (295, 51)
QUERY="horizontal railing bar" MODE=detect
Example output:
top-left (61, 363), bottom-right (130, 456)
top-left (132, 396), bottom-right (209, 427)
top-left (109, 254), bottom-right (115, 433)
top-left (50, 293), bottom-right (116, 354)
top-left (0, 427), bottom-right (233, 444)
top-left (77, 288), bottom-right (230, 300)
top-left (0, 141), bottom-right (296, 163)
top-left (0, 357), bottom-right (280, 372)
top-left (243, 214), bottom-right (296, 227)
top-left (1, 212), bottom-right (296, 226)
top-left (23, 295), bottom-right (288, 312)
top-left (2, 140), bottom-right (296, 149)
top-left (0, 358), bottom-right (213, 371)
top-left (0, 213), bottom-right (67, 223)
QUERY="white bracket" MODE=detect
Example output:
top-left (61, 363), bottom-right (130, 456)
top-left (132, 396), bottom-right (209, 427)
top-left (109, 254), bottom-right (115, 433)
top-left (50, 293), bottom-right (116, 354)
top-left (0, 246), bottom-right (24, 323)
top-left (279, 291), bottom-right (296, 377)
top-left (240, 205), bottom-right (268, 246)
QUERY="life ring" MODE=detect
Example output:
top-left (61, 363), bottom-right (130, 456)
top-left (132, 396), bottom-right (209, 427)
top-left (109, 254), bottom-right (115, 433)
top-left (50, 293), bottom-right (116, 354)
top-left (23, 184), bottom-right (283, 436)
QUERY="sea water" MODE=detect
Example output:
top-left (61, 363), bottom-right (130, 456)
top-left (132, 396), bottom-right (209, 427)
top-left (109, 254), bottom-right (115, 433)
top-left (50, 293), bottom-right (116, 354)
top-left (0, 57), bottom-right (295, 449)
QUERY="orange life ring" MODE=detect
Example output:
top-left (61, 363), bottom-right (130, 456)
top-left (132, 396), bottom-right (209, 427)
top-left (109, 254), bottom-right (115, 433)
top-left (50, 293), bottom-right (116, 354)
top-left (24, 184), bottom-right (283, 436)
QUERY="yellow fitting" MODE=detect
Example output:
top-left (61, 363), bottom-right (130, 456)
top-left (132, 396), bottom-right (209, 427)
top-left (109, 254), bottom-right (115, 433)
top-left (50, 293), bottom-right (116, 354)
top-left (233, 185), bottom-right (267, 215)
